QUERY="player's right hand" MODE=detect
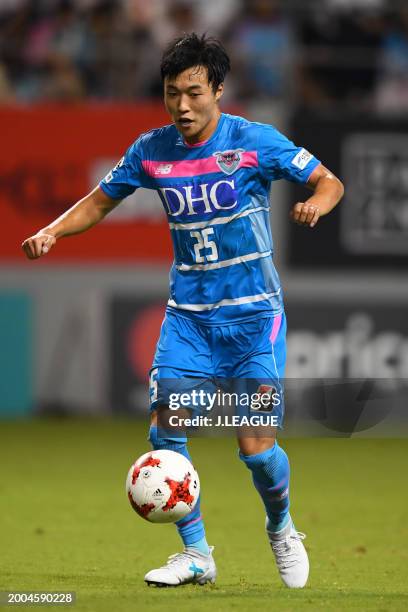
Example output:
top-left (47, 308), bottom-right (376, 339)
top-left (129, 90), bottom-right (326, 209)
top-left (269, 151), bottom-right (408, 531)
top-left (21, 232), bottom-right (56, 259)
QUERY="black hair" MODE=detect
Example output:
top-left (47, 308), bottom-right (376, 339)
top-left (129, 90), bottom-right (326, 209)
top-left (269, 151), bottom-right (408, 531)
top-left (160, 33), bottom-right (230, 92)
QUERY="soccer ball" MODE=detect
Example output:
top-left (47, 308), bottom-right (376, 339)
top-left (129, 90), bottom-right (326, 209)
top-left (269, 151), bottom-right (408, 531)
top-left (126, 449), bottom-right (200, 523)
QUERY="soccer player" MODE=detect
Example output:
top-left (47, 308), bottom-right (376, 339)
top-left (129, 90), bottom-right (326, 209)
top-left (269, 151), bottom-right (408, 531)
top-left (22, 33), bottom-right (344, 588)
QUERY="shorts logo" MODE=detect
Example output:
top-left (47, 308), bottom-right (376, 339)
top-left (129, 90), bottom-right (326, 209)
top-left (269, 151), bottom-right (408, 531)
top-left (291, 148), bottom-right (313, 170)
top-left (213, 149), bottom-right (245, 175)
top-left (155, 163), bottom-right (173, 175)
top-left (251, 385), bottom-right (278, 413)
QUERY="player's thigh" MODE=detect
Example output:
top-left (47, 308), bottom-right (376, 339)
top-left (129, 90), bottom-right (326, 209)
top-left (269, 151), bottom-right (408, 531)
top-left (149, 312), bottom-right (215, 431)
top-left (150, 364), bottom-right (216, 414)
top-left (150, 312), bottom-right (212, 411)
top-left (151, 311), bottom-right (213, 378)
top-left (232, 312), bottom-right (286, 391)
top-left (232, 313), bottom-right (286, 454)
top-left (234, 312), bottom-right (286, 379)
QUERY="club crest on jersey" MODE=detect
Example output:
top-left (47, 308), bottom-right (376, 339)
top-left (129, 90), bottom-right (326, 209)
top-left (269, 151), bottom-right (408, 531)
top-left (213, 149), bottom-right (245, 175)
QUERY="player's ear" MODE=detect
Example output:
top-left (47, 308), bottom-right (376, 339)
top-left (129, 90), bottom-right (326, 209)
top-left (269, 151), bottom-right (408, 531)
top-left (215, 83), bottom-right (224, 101)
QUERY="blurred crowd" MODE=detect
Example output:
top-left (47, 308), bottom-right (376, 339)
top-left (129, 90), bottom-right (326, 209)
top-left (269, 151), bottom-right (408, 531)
top-left (0, 0), bottom-right (407, 114)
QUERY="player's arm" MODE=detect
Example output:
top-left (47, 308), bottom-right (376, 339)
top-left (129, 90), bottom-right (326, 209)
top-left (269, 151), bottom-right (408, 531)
top-left (21, 186), bottom-right (120, 259)
top-left (290, 164), bottom-right (344, 228)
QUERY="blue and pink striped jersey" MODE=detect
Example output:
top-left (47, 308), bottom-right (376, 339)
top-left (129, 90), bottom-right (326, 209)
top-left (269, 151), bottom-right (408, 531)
top-left (100, 113), bottom-right (320, 324)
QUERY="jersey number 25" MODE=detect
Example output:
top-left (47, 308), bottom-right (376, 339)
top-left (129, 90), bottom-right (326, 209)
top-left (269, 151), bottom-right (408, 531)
top-left (190, 228), bottom-right (219, 263)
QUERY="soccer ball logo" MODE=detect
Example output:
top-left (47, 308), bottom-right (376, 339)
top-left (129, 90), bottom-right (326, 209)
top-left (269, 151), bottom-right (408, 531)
top-left (126, 450), bottom-right (200, 523)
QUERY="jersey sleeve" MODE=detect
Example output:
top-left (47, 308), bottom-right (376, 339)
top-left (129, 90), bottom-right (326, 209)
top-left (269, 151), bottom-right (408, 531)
top-left (257, 124), bottom-right (321, 184)
top-left (99, 137), bottom-right (151, 199)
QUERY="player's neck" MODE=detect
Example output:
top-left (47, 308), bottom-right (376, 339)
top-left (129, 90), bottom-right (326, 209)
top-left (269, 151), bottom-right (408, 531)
top-left (184, 110), bottom-right (221, 146)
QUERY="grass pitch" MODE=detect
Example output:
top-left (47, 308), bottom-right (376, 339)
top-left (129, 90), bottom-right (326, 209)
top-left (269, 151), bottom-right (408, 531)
top-left (1, 419), bottom-right (408, 611)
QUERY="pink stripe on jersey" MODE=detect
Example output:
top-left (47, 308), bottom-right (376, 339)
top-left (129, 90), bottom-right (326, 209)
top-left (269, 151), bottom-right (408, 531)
top-left (269, 313), bottom-right (282, 345)
top-left (142, 151), bottom-right (258, 178)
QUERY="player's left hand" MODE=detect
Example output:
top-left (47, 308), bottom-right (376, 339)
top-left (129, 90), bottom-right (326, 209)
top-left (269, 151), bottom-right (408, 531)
top-left (290, 202), bottom-right (320, 228)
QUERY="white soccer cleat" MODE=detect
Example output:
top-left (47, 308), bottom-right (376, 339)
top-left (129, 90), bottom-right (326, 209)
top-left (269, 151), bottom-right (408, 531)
top-left (266, 517), bottom-right (309, 588)
top-left (144, 546), bottom-right (216, 587)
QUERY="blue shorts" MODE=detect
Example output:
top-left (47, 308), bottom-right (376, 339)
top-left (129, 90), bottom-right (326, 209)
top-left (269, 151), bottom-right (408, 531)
top-left (149, 310), bottom-right (287, 428)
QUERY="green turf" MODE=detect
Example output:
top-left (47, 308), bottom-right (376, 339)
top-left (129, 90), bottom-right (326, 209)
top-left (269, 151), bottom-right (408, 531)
top-left (1, 419), bottom-right (407, 611)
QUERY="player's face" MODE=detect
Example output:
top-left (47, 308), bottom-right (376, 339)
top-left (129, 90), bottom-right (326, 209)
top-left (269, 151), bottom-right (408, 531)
top-left (164, 66), bottom-right (223, 145)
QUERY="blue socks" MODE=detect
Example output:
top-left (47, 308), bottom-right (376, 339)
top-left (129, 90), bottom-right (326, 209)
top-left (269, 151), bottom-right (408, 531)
top-left (186, 536), bottom-right (210, 556)
top-left (149, 426), bottom-right (210, 554)
top-left (240, 442), bottom-right (290, 532)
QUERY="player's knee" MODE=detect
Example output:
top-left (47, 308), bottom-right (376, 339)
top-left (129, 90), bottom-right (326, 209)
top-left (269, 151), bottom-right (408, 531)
top-left (148, 425), bottom-right (187, 451)
top-left (237, 436), bottom-right (276, 457)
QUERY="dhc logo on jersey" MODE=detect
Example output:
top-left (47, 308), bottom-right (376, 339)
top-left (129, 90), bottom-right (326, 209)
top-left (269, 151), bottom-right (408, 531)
top-left (213, 149), bottom-right (245, 175)
top-left (159, 178), bottom-right (238, 217)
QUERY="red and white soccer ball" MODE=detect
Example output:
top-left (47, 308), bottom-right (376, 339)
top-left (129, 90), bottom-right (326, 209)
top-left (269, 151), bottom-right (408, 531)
top-left (126, 450), bottom-right (200, 523)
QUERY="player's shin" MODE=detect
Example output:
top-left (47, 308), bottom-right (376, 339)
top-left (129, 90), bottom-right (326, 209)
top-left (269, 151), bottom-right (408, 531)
top-left (239, 442), bottom-right (290, 532)
top-left (148, 425), bottom-right (209, 554)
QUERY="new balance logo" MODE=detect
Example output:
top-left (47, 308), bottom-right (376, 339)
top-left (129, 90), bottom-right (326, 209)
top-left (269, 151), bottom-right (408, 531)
top-left (155, 163), bottom-right (173, 175)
